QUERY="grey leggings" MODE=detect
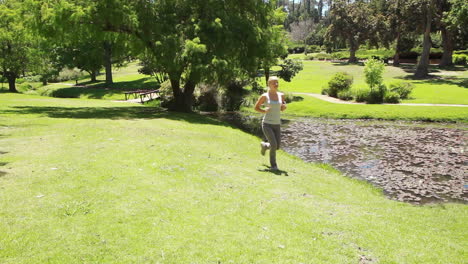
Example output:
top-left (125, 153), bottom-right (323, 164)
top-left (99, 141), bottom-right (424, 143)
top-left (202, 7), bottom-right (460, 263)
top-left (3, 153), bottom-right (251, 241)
top-left (262, 122), bottom-right (281, 167)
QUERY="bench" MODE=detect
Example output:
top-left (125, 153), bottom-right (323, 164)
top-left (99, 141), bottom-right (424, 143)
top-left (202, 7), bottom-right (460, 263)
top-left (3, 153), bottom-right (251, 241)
top-left (124, 89), bottom-right (160, 103)
top-left (138, 90), bottom-right (160, 103)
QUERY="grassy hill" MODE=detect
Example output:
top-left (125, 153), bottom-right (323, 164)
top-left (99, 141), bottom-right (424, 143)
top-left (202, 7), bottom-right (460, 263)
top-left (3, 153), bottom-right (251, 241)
top-left (0, 93), bottom-right (466, 263)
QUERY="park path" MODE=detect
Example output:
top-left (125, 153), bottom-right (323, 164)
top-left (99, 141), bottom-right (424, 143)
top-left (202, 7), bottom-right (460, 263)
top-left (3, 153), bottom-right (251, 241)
top-left (294, 92), bottom-right (468, 107)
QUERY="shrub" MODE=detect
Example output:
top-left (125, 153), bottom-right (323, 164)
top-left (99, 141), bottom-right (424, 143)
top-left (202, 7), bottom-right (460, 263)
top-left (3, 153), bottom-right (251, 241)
top-left (196, 83), bottom-right (219, 112)
top-left (354, 88), bottom-right (370, 102)
top-left (337, 90), bottom-right (354, 101)
top-left (283, 92), bottom-right (295, 103)
top-left (323, 72), bottom-right (353, 98)
top-left (383, 91), bottom-right (401, 104)
top-left (388, 81), bottom-right (414, 99)
top-left (251, 81), bottom-right (265, 95)
top-left (219, 80), bottom-right (247, 111)
top-left (453, 54), bottom-right (467, 65)
top-left (306, 45), bottom-right (320, 53)
top-left (321, 87), bottom-right (329, 95)
top-left (367, 84), bottom-right (387, 104)
top-left (52, 68), bottom-right (85, 82)
top-left (305, 54), bottom-right (315, 60)
top-left (364, 58), bottom-right (385, 90)
top-left (315, 53), bottom-right (332, 60)
top-left (277, 59), bottom-right (304, 82)
top-left (158, 80), bottom-right (174, 108)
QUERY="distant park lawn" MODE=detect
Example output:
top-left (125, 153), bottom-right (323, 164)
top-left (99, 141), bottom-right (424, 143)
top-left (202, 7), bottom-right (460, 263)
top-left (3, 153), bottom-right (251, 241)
top-left (279, 59), bottom-right (468, 105)
top-left (283, 96), bottom-right (468, 123)
top-left (0, 93), bottom-right (466, 263)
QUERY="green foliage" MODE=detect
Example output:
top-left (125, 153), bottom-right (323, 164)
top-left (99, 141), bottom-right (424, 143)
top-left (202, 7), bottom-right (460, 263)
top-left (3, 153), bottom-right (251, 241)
top-left (367, 84), bottom-right (387, 104)
top-left (283, 95), bottom-right (468, 122)
top-left (195, 83), bottom-right (219, 112)
top-left (337, 90), bottom-right (354, 101)
top-left (315, 53), bottom-right (332, 60)
top-left (323, 72), bottom-right (353, 98)
top-left (383, 91), bottom-right (401, 104)
top-left (0, 0), bottom-right (34, 92)
top-left (53, 68), bottom-right (85, 82)
top-left (326, 0), bottom-right (379, 62)
top-left (218, 81), bottom-right (247, 112)
top-left (158, 80), bottom-right (174, 108)
top-left (283, 92), bottom-right (295, 103)
top-left (388, 81), bottom-right (414, 99)
top-left (354, 88), bottom-right (371, 102)
top-left (277, 59), bottom-right (304, 82)
top-left (364, 58), bottom-right (385, 90)
top-left (306, 45), bottom-right (321, 53)
top-left (453, 54), bottom-right (467, 65)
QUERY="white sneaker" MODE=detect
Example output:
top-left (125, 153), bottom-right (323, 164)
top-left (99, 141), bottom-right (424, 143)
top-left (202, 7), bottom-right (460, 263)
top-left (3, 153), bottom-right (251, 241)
top-left (260, 142), bottom-right (268, 156)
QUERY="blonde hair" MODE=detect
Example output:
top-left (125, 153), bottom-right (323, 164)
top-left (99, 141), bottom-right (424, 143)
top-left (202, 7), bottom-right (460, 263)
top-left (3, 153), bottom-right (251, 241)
top-left (268, 76), bottom-right (279, 84)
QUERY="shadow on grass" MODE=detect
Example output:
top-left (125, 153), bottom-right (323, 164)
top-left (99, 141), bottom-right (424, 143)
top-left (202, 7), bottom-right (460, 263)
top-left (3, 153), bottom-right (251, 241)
top-left (258, 164), bottom-right (289, 176)
top-left (2, 106), bottom-right (233, 126)
top-left (394, 74), bottom-right (468, 88)
top-left (0, 158), bottom-right (8, 178)
top-left (82, 77), bottom-right (158, 91)
top-left (330, 61), bottom-right (365, 66)
top-left (45, 77), bottom-right (159, 100)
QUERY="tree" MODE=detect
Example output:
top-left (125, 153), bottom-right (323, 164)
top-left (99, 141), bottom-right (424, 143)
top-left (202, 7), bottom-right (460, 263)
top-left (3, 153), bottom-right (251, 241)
top-left (32, 0), bottom-right (285, 112)
top-left (326, 0), bottom-right (377, 63)
top-left (415, 0), bottom-right (435, 78)
top-left (0, 0), bottom-right (33, 92)
top-left (29, 39), bottom-right (61, 85)
top-left (439, 0), bottom-right (468, 66)
top-left (289, 19), bottom-right (316, 46)
top-left (261, 8), bottom-right (289, 85)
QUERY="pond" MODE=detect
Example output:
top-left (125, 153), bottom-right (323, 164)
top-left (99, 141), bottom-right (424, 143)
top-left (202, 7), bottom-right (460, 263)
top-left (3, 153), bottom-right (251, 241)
top-left (281, 118), bottom-right (467, 204)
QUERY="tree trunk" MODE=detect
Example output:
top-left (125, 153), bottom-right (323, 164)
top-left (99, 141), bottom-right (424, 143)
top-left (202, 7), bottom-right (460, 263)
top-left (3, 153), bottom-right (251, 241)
top-left (103, 41), bottom-right (113, 84)
top-left (7, 75), bottom-right (17, 93)
top-left (42, 79), bottom-right (48, 86)
top-left (264, 67), bottom-right (270, 86)
top-left (169, 77), bottom-right (193, 112)
top-left (393, 32), bottom-right (401, 66)
top-left (439, 26), bottom-right (454, 67)
top-left (318, 0), bottom-right (323, 19)
top-left (90, 71), bottom-right (97, 82)
top-left (415, 0), bottom-right (433, 78)
top-left (307, 0), bottom-right (311, 15)
top-left (348, 40), bottom-right (358, 63)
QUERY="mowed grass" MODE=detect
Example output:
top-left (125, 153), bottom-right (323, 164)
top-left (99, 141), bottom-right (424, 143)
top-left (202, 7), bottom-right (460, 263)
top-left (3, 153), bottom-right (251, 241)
top-left (0, 93), bottom-right (466, 263)
top-left (279, 60), bottom-right (468, 105)
top-left (281, 96), bottom-right (468, 123)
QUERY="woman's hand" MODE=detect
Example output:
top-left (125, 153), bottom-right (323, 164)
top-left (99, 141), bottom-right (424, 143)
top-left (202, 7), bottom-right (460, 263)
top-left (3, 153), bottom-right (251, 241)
top-left (281, 104), bottom-right (287, 111)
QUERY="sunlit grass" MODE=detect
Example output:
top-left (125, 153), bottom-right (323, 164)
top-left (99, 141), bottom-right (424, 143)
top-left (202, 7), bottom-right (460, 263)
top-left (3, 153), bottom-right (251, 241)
top-left (0, 93), bottom-right (466, 263)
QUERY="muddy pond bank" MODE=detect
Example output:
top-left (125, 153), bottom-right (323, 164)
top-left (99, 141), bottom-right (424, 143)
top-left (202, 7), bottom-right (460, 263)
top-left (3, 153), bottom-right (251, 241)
top-left (281, 119), bottom-right (467, 204)
top-left (208, 113), bottom-right (467, 204)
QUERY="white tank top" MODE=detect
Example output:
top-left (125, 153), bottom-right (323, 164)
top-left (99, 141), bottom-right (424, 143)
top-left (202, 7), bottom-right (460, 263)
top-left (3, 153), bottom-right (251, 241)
top-left (263, 92), bottom-right (282, 125)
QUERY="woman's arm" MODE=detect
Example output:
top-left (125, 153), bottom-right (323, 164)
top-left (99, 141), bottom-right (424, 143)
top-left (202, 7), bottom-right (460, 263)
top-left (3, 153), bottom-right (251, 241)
top-left (254, 95), bottom-right (268, 113)
top-left (280, 94), bottom-right (287, 111)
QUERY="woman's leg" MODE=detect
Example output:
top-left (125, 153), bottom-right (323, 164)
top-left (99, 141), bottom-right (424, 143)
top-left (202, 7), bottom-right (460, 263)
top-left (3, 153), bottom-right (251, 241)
top-left (262, 123), bottom-right (278, 168)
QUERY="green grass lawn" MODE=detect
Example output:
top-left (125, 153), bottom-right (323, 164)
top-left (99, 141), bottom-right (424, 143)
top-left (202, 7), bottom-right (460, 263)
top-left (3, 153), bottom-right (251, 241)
top-left (0, 93), bottom-right (466, 263)
top-left (280, 60), bottom-right (468, 105)
top-left (280, 95), bottom-right (468, 122)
